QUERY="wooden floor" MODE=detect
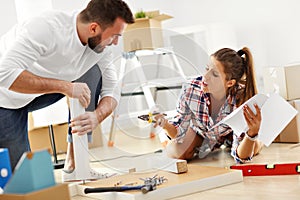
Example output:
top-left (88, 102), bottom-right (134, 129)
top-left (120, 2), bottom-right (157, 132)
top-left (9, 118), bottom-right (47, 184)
top-left (54, 127), bottom-right (300, 199)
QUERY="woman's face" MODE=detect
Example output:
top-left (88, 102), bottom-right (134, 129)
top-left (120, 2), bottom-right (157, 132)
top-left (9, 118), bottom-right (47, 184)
top-left (203, 56), bottom-right (229, 96)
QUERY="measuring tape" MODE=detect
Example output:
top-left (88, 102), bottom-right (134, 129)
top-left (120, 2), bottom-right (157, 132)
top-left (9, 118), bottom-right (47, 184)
top-left (230, 163), bottom-right (300, 176)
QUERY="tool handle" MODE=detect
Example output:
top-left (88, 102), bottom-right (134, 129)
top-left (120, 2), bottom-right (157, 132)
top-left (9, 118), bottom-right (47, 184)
top-left (84, 186), bottom-right (143, 194)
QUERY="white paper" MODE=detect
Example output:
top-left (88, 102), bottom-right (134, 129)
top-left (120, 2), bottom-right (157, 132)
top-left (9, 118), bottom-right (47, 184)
top-left (213, 93), bottom-right (297, 147)
top-left (258, 94), bottom-right (298, 146)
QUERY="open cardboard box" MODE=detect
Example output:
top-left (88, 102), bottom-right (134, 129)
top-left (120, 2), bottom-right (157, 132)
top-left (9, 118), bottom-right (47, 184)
top-left (274, 99), bottom-right (300, 143)
top-left (28, 113), bottom-right (103, 155)
top-left (123, 10), bottom-right (172, 52)
top-left (263, 64), bottom-right (300, 100)
top-left (28, 112), bottom-right (69, 154)
top-left (0, 184), bottom-right (70, 200)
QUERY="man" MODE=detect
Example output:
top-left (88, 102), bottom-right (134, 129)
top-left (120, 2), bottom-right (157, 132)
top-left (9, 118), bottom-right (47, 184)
top-left (0, 0), bottom-right (134, 181)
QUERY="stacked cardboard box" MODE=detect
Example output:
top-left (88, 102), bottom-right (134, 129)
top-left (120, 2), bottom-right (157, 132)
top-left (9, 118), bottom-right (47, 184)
top-left (263, 64), bottom-right (300, 142)
top-left (28, 112), bottom-right (68, 154)
top-left (28, 113), bottom-right (103, 155)
top-left (123, 10), bottom-right (172, 52)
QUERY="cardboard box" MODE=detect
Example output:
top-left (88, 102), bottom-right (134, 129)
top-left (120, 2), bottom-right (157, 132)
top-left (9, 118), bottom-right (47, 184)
top-left (0, 184), bottom-right (70, 200)
top-left (28, 113), bottom-right (103, 154)
top-left (28, 123), bottom-right (69, 155)
top-left (263, 64), bottom-right (300, 100)
top-left (273, 99), bottom-right (300, 143)
top-left (123, 10), bottom-right (172, 52)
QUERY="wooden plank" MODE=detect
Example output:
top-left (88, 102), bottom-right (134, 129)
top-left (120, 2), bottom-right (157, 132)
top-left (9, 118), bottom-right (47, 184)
top-left (73, 164), bottom-right (243, 200)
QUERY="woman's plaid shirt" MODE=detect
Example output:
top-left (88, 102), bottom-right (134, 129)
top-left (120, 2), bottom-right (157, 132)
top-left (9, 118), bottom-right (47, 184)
top-left (170, 76), bottom-right (251, 163)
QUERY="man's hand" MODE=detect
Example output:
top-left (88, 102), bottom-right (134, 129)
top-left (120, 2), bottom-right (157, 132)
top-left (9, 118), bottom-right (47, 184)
top-left (69, 82), bottom-right (91, 108)
top-left (10, 71), bottom-right (91, 108)
top-left (70, 111), bottom-right (99, 135)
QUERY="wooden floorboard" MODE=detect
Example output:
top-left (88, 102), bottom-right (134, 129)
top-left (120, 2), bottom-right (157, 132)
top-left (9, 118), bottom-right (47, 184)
top-left (54, 128), bottom-right (300, 200)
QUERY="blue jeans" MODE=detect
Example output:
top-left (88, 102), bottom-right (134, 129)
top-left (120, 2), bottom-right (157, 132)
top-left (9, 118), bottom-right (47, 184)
top-left (0, 65), bottom-right (102, 170)
top-left (67, 65), bottom-right (102, 143)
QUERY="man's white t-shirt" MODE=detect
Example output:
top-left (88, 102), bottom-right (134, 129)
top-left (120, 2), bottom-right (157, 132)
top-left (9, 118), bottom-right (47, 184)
top-left (0, 10), bottom-right (119, 109)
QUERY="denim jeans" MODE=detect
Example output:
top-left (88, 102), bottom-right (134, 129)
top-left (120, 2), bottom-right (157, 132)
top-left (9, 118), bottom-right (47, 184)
top-left (67, 65), bottom-right (102, 143)
top-left (0, 65), bottom-right (102, 170)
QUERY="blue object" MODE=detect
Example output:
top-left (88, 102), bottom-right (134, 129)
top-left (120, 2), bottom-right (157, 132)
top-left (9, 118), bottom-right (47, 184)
top-left (3, 149), bottom-right (55, 194)
top-left (0, 148), bottom-right (12, 189)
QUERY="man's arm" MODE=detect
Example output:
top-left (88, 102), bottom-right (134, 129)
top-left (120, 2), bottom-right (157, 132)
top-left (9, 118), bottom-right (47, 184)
top-left (95, 96), bottom-right (118, 123)
top-left (10, 70), bottom-right (71, 94)
top-left (9, 70), bottom-right (91, 108)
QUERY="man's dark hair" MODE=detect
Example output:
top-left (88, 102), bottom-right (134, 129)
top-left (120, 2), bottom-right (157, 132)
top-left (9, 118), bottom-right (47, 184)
top-left (79, 0), bottom-right (134, 29)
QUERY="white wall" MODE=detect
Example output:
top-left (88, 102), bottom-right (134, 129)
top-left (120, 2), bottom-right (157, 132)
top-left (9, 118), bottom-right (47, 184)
top-left (0, 1), bottom-right (17, 36)
top-left (14, 0), bottom-right (53, 22)
top-left (1, 0), bottom-right (300, 92)
top-left (125, 0), bottom-right (300, 89)
top-left (2, 0), bottom-right (299, 69)
top-left (0, 0), bottom-right (89, 36)
top-left (52, 0), bottom-right (89, 11)
top-left (1, 0), bottom-right (299, 132)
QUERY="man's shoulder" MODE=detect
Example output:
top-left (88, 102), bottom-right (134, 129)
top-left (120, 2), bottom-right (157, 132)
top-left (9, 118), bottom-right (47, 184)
top-left (44, 10), bottom-right (76, 19)
top-left (25, 10), bottom-right (77, 40)
top-left (39, 10), bottom-right (76, 27)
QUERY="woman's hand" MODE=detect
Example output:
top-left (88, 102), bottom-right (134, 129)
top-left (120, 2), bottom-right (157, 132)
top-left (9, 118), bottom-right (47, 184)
top-left (153, 113), bottom-right (168, 128)
top-left (243, 103), bottom-right (261, 137)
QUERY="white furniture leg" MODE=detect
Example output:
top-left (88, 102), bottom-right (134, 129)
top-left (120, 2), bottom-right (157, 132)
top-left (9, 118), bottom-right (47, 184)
top-left (69, 98), bottom-right (91, 181)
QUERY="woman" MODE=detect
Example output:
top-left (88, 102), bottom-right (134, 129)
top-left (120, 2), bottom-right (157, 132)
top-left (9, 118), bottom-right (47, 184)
top-left (154, 47), bottom-right (263, 163)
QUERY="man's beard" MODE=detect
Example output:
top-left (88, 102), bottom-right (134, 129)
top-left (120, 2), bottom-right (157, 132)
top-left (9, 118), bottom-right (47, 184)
top-left (88, 33), bottom-right (105, 53)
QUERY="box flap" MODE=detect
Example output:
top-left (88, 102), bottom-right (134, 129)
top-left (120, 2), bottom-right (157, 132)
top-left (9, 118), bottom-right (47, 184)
top-left (134, 18), bottom-right (151, 23)
top-left (152, 14), bottom-right (173, 21)
top-left (145, 10), bottom-right (160, 17)
top-left (135, 10), bottom-right (173, 22)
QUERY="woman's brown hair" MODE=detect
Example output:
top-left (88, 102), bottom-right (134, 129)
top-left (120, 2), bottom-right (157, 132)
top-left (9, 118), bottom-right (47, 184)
top-left (212, 47), bottom-right (257, 106)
